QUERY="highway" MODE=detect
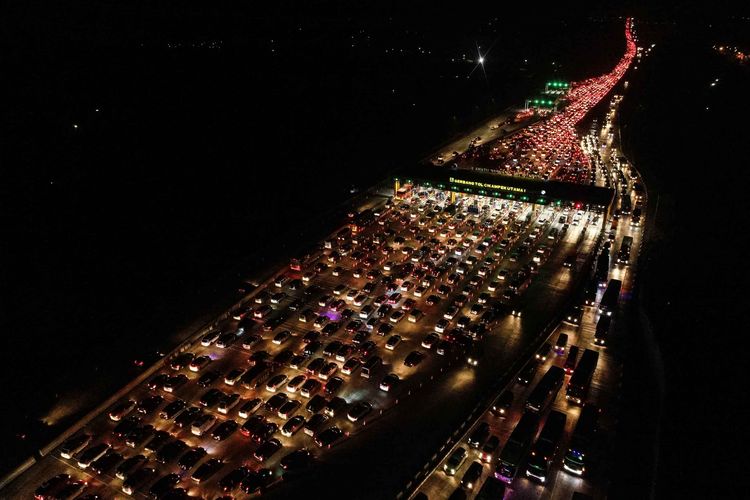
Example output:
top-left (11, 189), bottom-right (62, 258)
top-left (4, 19), bottom-right (643, 500)
top-left (409, 89), bottom-right (645, 500)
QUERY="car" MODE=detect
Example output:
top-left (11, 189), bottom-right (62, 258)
top-left (77, 442), bottom-right (111, 469)
top-left (278, 399), bottom-right (303, 419)
top-left (218, 467), bottom-right (251, 494)
top-left (280, 448), bottom-right (314, 471)
top-left (421, 333), bottom-right (439, 349)
top-left (52, 479), bottom-right (88, 499)
top-left (535, 342), bottom-right (552, 362)
top-left (144, 430), bottom-right (171, 453)
top-left (385, 334), bottom-right (402, 350)
top-left (248, 350), bottom-right (271, 366)
top-left (461, 461), bottom-right (484, 490)
top-left (436, 340), bottom-right (451, 356)
top-left (224, 368), bottom-right (245, 386)
top-left (156, 440), bottom-right (188, 464)
top-left (254, 438), bottom-right (283, 462)
top-left (137, 395), bottom-right (164, 415)
top-left (491, 390), bottom-right (513, 416)
top-left (191, 414), bottom-right (217, 436)
top-left (177, 447), bottom-right (206, 471)
top-left (563, 306), bottom-right (583, 325)
top-left (281, 415), bottom-right (306, 437)
top-left (306, 394), bottom-right (328, 414)
top-left (347, 401), bottom-right (372, 422)
top-left (517, 361), bottom-right (538, 385)
top-left (320, 377), bottom-right (343, 397)
top-left (468, 422), bottom-right (490, 448)
top-left (404, 350), bottom-right (426, 367)
top-left (359, 340), bottom-right (377, 357)
top-left (241, 334), bottom-right (262, 350)
top-left (265, 393), bottom-right (289, 412)
top-left (238, 398), bottom-right (263, 418)
top-left (266, 374), bottom-right (289, 393)
top-left (149, 473), bottom-right (180, 498)
top-left (90, 451), bottom-right (122, 475)
top-left (286, 374), bottom-right (307, 393)
top-left (314, 426), bottom-right (344, 448)
top-left (379, 373), bottom-right (399, 392)
top-left (216, 332), bottom-right (238, 348)
top-left (300, 379), bottom-right (323, 398)
top-left (115, 454), bottom-right (148, 480)
top-left (341, 357), bottom-right (361, 375)
top-left (163, 374), bottom-right (188, 393)
top-left (197, 370), bottom-right (221, 388)
top-left (303, 413), bottom-right (329, 436)
top-left (212, 420), bottom-right (239, 441)
top-left (122, 466), bottom-right (157, 495)
top-left (240, 415), bottom-right (266, 438)
top-left (199, 388), bottom-right (224, 408)
top-left (377, 323), bottom-right (393, 336)
top-left (174, 407), bottom-right (201, 429)
top-left (109, 400), bottom-right (136, 421)
top-left (191, 458), bottom-right (223, 484)
top-left (480, 435), bottom-right (501, 463)
top-left (303, 341), bottom-right (323, 357)
top-left (426, 294), bottom-right (441, 306)
top-left (252, 422), bottom-right (279, 444)
top-left (147, 373), bottom-right (169, 391)
top-left (169, 353), bottom-right (194, 370)
top-left (443, 447), bottom-right (468, 476)
top-left (240, 468), bottom-right (274, 495)
top-left (324, 396), bottom-right (347, 417)
top-left (289, 354), bottom-right (309, 369)
top-left (322, 322), bottom-right (341, 336)
top-left (34, 473), bottom-right (70, 499)
top-left (125, 424), bottom-right (154, 448)
top-left (323, 340), bottom-right (343, 358)
top-left (335, 344), bottom-right (354, 362)
top-left (60, 434), bottom-right (91, 459)
top-left (563, 254), bottom-right (576, 268)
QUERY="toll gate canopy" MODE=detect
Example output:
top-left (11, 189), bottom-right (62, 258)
top-left (394, 164), bottom-right (614, 209)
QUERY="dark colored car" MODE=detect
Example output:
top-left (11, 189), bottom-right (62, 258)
top-left (191, 458), bottom-right (223, 484)
top-left (314, 426), bottom-right (344, 448)
top-left (177, 447), bottom-right (206, 471)
top-left (156, 440), bottom-right (188, 464)
top-left (174, 407), bottom-right (201, 429)
top-left (240, 468), bottom-right (274, 495)
top-left (199, 388), bottom-right (225, 408)
top-left (34, 473), bottom-right (70, 499)
top-left (90, 451), bottom-right (122, 475)
top-left (197, 370), bottom-right (221, 388)
top-left (160, 400), bottom-right (187, 420)
top-left (218, 466), bottom-right (251, 493)
top-left (306, 394), bottom-right (328, 414)
top-left (115, 454), bottom-right (147, 480)
top-left (148, 473), bottom-right (180, 499)
top-left (280, 449), bottom-right (314, 471)
top-left (212, 420), bottom-right (239, 441)
top-left (144, 430), bottom-right (171, 453)
top-left (253, 438), bottom-right (282, 462)
top-left (137, 395), bottom-right (164, 415)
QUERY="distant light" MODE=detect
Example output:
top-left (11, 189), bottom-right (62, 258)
top-left (95, 108), bottom-right (100, 112)
top-left (73, 124), bottom-right (78, 129)
top-left (478, 56), bottom-right (484, 64)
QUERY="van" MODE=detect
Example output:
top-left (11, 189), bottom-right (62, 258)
top-left (360, 356), bottom-right (382, 379)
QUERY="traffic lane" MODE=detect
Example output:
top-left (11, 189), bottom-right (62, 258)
top-left (428, 111), bottom-right (514, 165)
top-left (264, 227), bottom-right (597, 499)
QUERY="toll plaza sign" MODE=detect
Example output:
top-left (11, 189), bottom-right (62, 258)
top-left (448, 177), bottom-right (527, 194)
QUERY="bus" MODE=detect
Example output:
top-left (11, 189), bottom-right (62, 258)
top-left (598, 279), bottom-right (622, 316)
top-left (526, 410), bottom-right (567, 483)
top-left (495, 412), bottom-right (540, 483)
top-left (525, 366), bottom-right (565, 413)
top-left (594, 315), bottom-right (611, 346)
top-left (566, 349), bottom-right (599, 404)
top-left (563, 405), bottom-right (600, 476)
top-left (617, 236), bottom-right (633, 265)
